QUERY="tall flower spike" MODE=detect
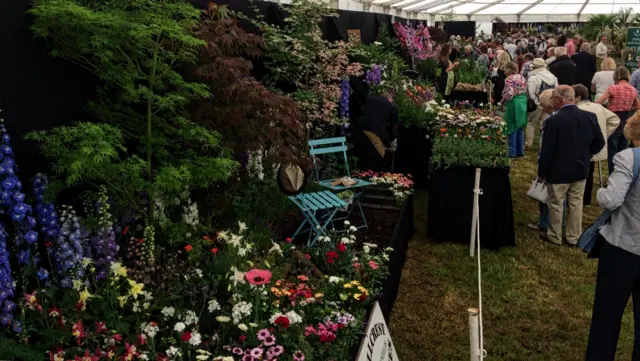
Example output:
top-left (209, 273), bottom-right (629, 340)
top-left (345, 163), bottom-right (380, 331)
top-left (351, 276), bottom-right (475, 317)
top-left (0, 222), bottom-right (16, 329)
top-left (0, 116), bottom-right (39, 267)
top-left (90, 186), bottom-right (117, 280)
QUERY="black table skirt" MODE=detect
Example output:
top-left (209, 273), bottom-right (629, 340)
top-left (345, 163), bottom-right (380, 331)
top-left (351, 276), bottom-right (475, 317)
top-left (394, 126), bottom-right (432, 189)
top-left (427, 166), bottom-right (516, 250)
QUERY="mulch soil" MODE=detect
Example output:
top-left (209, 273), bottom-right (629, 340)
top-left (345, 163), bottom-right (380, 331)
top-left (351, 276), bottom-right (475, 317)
top-left (346, 206), bottom-right (399, 249)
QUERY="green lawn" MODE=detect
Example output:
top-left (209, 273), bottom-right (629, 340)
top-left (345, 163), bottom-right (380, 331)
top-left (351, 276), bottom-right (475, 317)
top-left (390, 149), bottom-right (635, 361)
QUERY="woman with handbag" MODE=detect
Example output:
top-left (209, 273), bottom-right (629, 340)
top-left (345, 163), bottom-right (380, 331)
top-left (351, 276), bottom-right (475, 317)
top-left (585, 110), bottom-right (640, 361)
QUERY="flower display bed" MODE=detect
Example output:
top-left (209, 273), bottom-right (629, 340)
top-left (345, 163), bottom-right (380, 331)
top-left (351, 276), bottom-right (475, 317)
top-left (348, 188), bottom-right (414, 321)
top-left (426, 104), bottom-right (515, 250)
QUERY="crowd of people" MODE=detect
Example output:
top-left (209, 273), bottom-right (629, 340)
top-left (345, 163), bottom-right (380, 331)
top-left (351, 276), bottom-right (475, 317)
top-left (438, 30), bottom-right (640, 358)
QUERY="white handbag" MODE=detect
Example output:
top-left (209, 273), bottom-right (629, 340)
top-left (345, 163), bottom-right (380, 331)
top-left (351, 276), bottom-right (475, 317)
top-left (527, 179), bottom-right (548, 203)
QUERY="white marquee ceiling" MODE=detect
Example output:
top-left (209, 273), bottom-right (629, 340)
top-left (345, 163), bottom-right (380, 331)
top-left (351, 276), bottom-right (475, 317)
top-left (371, 0), bottom-right (637, 17)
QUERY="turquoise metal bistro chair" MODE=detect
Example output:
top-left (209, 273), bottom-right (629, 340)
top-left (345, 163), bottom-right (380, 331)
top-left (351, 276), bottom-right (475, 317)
top-left (308, 137), bottom-right (371, 227)
top-left (288, 191), bottom-right (347, 247)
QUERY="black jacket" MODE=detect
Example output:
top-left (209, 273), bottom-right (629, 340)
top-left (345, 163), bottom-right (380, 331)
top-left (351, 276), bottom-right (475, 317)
top-left (571, 51), bottom-right (597, 89)
top-left (549, 55), bottom-right (577, 85)
top-left (360, 96), bottom-right (399, 147)
top-left (538, 105), bottom-right (605, 184)
top-left (492, 69), bottom-right (506, 104)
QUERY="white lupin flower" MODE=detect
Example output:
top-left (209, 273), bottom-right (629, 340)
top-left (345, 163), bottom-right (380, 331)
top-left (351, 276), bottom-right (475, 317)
top-left (184, 310), bottom-right (198, 326)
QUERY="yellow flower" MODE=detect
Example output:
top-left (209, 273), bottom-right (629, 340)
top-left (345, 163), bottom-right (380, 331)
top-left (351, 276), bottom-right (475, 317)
top-left (81, 258), bottom-right (94, 267)
top-left (314, 292), bottom-right (324, 298)
top-left (117, 295), bottom-right (129, 308)
top-left (72, 279), bottom-right (83, 291)
top-left (78, 288), bottom-right (94, 303)
top-left (350, 280), bottom-right (360, 286)
top-left (343, 283), bottom-right (353, 289)
top-left (354, 293), bottom-right (362, 300)
top-left (128, 279), bottom-right (145, 299)
top-left (110, 262), bottom-right (128, 278)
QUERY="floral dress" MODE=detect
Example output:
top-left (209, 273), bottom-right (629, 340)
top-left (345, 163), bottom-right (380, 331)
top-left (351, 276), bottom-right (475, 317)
top-left (502, 74), bottom-right (527, 102)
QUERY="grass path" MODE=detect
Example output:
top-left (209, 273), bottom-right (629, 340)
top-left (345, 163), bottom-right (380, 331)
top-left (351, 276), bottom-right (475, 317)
top-left (389, 150), bottom-right (635, 361)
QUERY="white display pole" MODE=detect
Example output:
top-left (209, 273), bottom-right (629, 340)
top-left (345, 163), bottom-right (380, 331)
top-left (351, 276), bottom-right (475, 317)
top-left (470, 168), bottom-right (482, 257)
top-left (468, 308), bottom-right (481, 361)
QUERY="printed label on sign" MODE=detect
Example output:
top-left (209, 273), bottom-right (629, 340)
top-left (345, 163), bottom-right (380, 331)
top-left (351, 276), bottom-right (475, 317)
top-left (355, 302), bottom-right (400, 361)
top-left (626, 28), bottom-right (640, 68)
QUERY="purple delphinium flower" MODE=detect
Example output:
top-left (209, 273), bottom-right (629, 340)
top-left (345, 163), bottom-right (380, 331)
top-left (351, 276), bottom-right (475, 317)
top-left (91, 186), bottom-right (117, 280)
top-left (46, 204), bottom-right (86, 287)
top-left (364, 65), bottom-right (382, 86)
top-left (0, 223), bottom-right (16, 329)
top-left (339, 78), bottom-right (350, 119)
top-left (0, 121), bottom-right (39, 267)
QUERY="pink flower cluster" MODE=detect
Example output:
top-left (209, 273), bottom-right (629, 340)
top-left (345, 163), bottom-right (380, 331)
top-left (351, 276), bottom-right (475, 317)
top-left (224, 332), bottom-right (284, 361)
top-left (304, 312), bottom-right (354, 343)
top-left (393, 22), bottom-right (438, 60)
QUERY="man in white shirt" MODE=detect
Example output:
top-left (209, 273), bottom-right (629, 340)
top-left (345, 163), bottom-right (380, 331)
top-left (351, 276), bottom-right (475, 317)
top-left (596, 35), bottom-right (609, 70)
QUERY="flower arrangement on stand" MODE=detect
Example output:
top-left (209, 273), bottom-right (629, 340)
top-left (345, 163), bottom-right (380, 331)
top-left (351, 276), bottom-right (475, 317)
top-left (430, 102), bottom-right (510, 169)
top-left (353, 171), bottom-right (414, 205)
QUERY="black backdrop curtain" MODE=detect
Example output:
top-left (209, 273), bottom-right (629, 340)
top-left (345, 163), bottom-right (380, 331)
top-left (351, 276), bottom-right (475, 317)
top-left (436, 21), bottom-right (476, 39)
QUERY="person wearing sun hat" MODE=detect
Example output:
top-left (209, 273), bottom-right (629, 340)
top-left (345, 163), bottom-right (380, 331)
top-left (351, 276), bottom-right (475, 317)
top-left (525, 58), bottom-right (558, 149)
top-left (586, 110), bottom-right (640, 360)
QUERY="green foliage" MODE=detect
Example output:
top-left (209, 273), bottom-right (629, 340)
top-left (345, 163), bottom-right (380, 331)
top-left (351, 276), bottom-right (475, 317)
top-left (395, 91), bottom-right (437, 129)
top-left (581, 9), bottom-right (640, 61)
top-left (29, 0), bottom-right (237, 226)
top-left (416, 57), bottom-right (441, 81)
top-left (431, 137), bottom-right (509, 169)
top-left (456, 59), bottom-right (486, 85)
top-left (246, 0), bottom-right (360, 136)
top-left (230, 176), bottom-right (296, 244)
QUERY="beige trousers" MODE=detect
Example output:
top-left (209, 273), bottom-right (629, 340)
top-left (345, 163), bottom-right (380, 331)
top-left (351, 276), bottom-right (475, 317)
top-left (547, 181), bottom-right (586, 245)
top-left (525, 108), bottom-right (548, 148)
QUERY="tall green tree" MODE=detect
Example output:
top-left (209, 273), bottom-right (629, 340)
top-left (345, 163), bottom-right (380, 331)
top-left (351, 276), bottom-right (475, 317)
top-left (28, 0), bottom-right (237, 227)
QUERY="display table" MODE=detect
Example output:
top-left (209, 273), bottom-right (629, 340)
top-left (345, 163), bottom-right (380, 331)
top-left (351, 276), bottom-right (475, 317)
top-left (446, 90), bottom-right (490, 108)
top-left (394, 126), bottom-right (432, 189)
top-left (427, 166), bottom-right (515, 250)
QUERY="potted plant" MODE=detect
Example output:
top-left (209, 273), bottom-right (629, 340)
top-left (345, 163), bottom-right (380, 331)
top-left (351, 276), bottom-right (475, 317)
top-left (337, 190), bottom-right (355, 211)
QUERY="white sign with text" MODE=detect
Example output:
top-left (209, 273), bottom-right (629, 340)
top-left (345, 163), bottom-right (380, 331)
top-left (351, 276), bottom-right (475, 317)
top-left (355, 302), bottom-right (400, 361)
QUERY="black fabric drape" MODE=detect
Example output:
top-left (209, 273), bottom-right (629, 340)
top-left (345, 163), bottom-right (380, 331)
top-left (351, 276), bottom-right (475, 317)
top-left (435, 21), bottom-right (476, 39)
top-left (349, 123), bottom-right (390, 172)
top-left (427, 166), bottom-right (516, 250)
top-left (379, 195), bottom-right (415, 322)
top-left (394, 126), bottom-right (432, 189)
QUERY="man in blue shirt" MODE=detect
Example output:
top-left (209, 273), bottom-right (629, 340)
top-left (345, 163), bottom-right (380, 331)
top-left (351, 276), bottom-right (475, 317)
top-left (630, 60), bottom-right (640, 93)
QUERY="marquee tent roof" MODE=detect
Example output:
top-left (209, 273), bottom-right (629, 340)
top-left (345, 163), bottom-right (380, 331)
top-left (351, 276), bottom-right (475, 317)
top-left (340, 0), bottom-right (636, 22)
